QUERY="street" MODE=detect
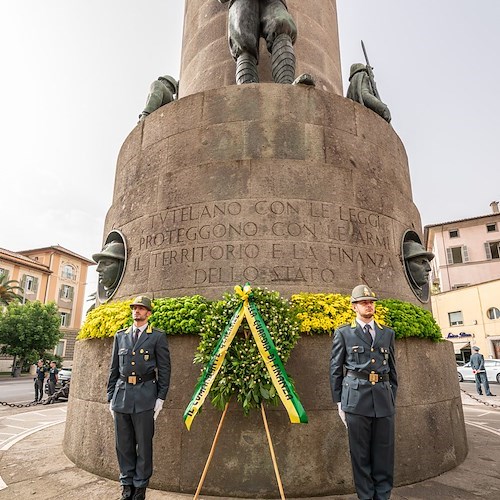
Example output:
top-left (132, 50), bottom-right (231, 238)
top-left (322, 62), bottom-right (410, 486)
top-left (0, 377), bottom-right (37, 404)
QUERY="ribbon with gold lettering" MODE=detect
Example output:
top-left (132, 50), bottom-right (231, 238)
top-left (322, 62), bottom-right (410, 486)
top-left (184, 284), bottom-right (308, 429)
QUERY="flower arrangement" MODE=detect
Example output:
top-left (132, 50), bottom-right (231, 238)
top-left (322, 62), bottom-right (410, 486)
top-left (193, 287), bottom-right (301, 414)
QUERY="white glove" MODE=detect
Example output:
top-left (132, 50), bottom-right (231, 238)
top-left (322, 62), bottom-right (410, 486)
top-left (154, 398), bottom-right (164, 420)
top-left (337, 402), bottom-right (347, 428)
top-left (109, 401), bottom-right (114, 419)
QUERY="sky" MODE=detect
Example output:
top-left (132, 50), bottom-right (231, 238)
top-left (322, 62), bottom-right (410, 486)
top-left (1, 0), bottom-right (499, 303)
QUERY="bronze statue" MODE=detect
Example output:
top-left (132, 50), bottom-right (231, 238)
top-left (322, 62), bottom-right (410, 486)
top-left (218, 0), bottom-right (314, 86)
top-left (346, 63), bottom-right (391, 123)
top-left (92, 240), bottom-right (126, 302)
top-left (402, 237), bottom-right (435, 302)
top-left (138, 75), bottom-right (178, 122)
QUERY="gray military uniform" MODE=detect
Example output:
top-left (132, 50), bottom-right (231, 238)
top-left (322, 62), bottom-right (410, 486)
top-left (330, 320), bottom-right (397, 500)
top-left (107, 324), bottom-right (171, 488)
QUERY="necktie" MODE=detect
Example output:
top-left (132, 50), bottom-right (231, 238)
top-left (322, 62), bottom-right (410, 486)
top-left (133, 328), bottom-right (140, 344)
top-left (363, 324), bottom-right (373, 345)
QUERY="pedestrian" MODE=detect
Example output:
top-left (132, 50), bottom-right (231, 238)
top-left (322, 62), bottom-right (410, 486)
top-left (107, 296), bottom-right (171, 500)
top-left (33, 359), bottom-right (46, 402)
top-left (330, 285), bottom-right (398, 500)
top-left (470, 346), bottom-right (495, 396)
top-left (47, 361), bottom-right (59, 396)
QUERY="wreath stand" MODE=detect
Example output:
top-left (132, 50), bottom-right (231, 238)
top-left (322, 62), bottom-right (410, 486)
top-left (193, 402), bottom-right (286, 500)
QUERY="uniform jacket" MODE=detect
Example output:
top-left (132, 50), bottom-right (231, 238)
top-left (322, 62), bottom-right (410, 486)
top-left (107, 324), bottom-right (171, 414)
top-left (330, 321), bottom-right (397, 418)
top-left (470, 352), bottom-right (486, 372)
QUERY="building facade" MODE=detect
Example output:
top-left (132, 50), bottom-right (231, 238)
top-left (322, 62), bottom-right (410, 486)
top-left (0, 245), bottom-right (93, 370)
top-left (425, 202), bottom-right (500, 361)
top-left (431, 279), bottom-right (500, 362)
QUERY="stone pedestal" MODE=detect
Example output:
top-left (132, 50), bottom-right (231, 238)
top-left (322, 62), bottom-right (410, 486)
top-left (106, 84), bottom-right (420, 302)
top-left (63, 336), bottom-right (467, 497)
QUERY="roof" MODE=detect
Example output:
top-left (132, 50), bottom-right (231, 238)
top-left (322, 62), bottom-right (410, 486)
top-left (17, 245), bottom-right (95, 265)
top-left (425, 211), bottom-right (500, 230)
top-left (0, 248), bottom-right (51, 273)
top-left (424, 211), bottom-right (500, 248)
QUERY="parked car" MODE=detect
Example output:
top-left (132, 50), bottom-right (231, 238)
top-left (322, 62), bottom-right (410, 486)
top-left (457, 359), bottom-right (500, 383)
top-left (58, 367), bottom-right (72, 384)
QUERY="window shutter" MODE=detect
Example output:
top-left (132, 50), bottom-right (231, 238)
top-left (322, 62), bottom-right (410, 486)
top-left (20, 275), bottom-right (26, 289)
top-left (462, 246), bottom-right (469, 262)
top-left (60, 286), bottom-right (64, 298)
top-left (485, 242), bottom-right (492, 260)
top-left (446, 248), bottom-right (453, 264)
top-left (67, 313), bottom-right (72, 327)
top-left (33, 277), bottom-right (39, 293)
top-left (69, 286), bottom-right (74, 300)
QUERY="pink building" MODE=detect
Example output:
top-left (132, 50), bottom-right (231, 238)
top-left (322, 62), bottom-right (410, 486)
top-left (425, 201), bottom-right (500, 293)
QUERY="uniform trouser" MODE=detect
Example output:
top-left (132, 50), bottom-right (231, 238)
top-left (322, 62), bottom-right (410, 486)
top-left (475, 372), bottom-right (492, 395)
top-left (228, 0), bottom-right (297, 60)
top-left (34, 379), bottom-right (44, 401)
top-left (345, 413), bottom-right (395, 500)
top-left (114, 409), bottom-right (155, 488)
top-left (48, 380), bottom-right (56, 395)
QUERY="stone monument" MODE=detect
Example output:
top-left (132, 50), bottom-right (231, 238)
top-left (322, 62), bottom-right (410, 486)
top-left (64, 1), bottom-right (467, 497)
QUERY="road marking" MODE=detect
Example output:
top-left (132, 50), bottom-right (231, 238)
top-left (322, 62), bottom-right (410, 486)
top-left (0, 476), bottom-right (6, 491)
top-left (4, 424), bottom-right (30, 430)
top-left (466, 421), bottom-right (500, 438)
top-left (0, 420), bottom-right (65, 451)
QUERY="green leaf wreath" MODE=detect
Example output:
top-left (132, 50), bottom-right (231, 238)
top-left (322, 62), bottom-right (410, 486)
top-left (194, 287), bottom-right (301, 414)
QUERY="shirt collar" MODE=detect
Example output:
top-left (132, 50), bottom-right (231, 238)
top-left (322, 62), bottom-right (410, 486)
top-left (356, 319), bottom-right (374, 330)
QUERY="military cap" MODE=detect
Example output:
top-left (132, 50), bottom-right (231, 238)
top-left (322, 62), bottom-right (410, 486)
top-left (158, 75), bottom-right (178, 94)
top-left (350, 284), bottom-right (378, 303)
top-left (130, 295), bottom-right (153, 311)
top-left (403, 240), bottom-right (434, 261)
top-left (92, 241), bottom-right (125, 264)
top-left (472, 345), bottom-right (480, 351)
top-left (349, 63), bottom-right (366, 80)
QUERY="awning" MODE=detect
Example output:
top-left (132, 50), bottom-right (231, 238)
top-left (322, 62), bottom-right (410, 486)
top-left (451, 341), bottom-right (470, 354)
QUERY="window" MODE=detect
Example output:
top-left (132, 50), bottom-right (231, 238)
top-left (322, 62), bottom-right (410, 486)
top-left (486, 223), bottom-right (498, 233)
top-left (62, 264), bottom-right (76, 280)
top-left (449, 229), bottom-right (459, 238)
top-left (485, 241), bottom-right (500, 260)
top-left (54, 339), bottom-right (67, 357)
top-left (487, 307), bottom-right (500, 320)
top-left (21, 274), bottom-right (38, 293)
top-left (446, 246), bottom-right (469, 264)
top-left (60, 312), bottom-right (71, 327)
top-left (0, 268), bottom-right (8, 279)
top-left (60, 284), bottom-right (74, 300)
top-left (448, 311), bottom-right (464, 326)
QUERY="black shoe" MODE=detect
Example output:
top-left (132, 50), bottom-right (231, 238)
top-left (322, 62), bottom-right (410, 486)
top-left (478, 393), bottom-right (483, 396)
top-left (487, 394), bottom-right (496, 397)
top-left (132, 487), bottom-right (146, 500)
top-left (120, 485), bottom-right (135, 500)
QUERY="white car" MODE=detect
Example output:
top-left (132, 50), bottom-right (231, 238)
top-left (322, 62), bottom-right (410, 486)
top-left (457, 359), bottom-right (500, 383)
top-left (58, 367), bottom-right (72, 384)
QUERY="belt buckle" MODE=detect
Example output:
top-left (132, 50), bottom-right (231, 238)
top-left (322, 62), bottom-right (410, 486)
top-left (369, 372), bottom-right (379, 383)
top-left (128, 376), bottom-right (137, 385)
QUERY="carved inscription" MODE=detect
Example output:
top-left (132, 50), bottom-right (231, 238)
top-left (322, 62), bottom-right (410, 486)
top-left (129, 200), bottom-right (395, 288)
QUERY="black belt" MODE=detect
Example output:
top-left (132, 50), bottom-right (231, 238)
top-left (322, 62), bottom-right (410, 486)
top-left (347, 370), bottom-right (389, 383)
top-left (120, 372), bottom-right (156, 385)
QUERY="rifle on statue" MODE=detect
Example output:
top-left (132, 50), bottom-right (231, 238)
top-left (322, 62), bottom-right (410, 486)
top-left (361, 40), bottom-right (381, 100)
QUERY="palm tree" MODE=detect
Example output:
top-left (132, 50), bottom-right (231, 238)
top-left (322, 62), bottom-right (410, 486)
top-left (0, 275), bottom-right (24, 306)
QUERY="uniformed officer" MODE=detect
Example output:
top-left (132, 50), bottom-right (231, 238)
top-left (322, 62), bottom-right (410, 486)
top-left (330, 285), bottom-right (398, 500)
top-left (107, 296), bottom-right (171, 500)
top-left (33, 359), bottom-right (46, 402)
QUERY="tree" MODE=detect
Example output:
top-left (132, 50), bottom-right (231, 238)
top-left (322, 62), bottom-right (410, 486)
top-left (0, 274), bottom-right (24, 306)
top-left (0, 301), bottom-right (62, 375)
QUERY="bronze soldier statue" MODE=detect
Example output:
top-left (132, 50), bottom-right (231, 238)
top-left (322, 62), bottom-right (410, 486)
top-left (218, 0), bottom-right (313, 85)
top-left (347, 63), bottom-right (391, 122)
top-left (138, 75), bottom-right (178, 122)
